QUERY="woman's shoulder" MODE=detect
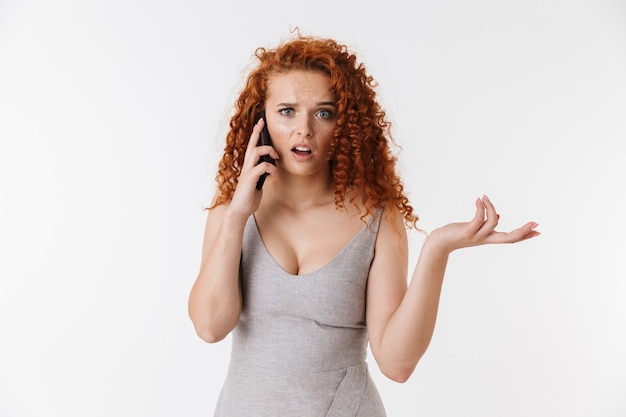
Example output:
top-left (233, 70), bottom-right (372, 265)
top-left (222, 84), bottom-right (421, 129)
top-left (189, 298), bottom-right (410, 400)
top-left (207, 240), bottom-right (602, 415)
top-left (376, 203), bottom-right (409, 245)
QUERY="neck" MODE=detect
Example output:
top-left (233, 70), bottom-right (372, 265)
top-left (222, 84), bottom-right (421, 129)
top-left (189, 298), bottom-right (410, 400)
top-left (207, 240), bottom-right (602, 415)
top-left (263, 174), bottom-right (335, 211)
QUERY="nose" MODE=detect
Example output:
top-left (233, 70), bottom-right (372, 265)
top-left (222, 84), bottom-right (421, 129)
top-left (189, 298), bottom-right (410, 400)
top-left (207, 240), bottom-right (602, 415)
top-left (296, 115), bottom-right (313, 137)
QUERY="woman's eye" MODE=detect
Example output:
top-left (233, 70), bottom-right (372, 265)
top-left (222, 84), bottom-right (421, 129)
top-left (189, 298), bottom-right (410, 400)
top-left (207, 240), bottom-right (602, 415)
top-left (318, 109), bottom-right (333, 119)
top-left (279, 108), bottom-right (294, 116)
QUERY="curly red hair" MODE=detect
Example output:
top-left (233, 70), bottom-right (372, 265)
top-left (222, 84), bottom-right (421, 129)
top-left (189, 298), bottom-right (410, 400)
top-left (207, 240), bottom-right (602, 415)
top-left (211, 34), bottom-right (418, 228)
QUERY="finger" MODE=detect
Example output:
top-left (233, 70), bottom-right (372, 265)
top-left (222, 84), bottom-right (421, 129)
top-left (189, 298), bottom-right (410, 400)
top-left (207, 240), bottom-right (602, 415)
top-left (518, 222), bottom-right (540, 241)
top-left (237, 159), bottom-right (278, 192)
top-left (476, 195), bottom-right (499, 236)
top-left (487, 222), bottom-right (540, 244)
top-left (516, 230), bottom-right (541, 242)
top-left (255, 160), bottom-right (278, 178)
top-left (467, 197), bottom-right (486, 233)
top-left (256, 145), bottom-right (280, 161)
top-left (242, 120), bottom-right (279, 172)
top-left (243, 118), bottom-right (265, 164)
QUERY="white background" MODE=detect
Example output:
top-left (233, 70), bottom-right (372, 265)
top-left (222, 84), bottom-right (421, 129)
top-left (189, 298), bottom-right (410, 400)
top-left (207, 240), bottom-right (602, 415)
top-left (1, 0), bottom-right (625, 416)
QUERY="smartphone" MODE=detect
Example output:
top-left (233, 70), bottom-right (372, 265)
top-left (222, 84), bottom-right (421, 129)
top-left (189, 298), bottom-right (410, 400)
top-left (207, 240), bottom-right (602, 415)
top-left (255, 110), bottom-right (275, 190)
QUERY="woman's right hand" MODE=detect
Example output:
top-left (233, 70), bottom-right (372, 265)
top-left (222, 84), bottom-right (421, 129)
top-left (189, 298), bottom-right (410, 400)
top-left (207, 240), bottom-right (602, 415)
top-left (228, 117), bottom-right (279, 219)
top-left (189, 118), bottom-right (279, 343)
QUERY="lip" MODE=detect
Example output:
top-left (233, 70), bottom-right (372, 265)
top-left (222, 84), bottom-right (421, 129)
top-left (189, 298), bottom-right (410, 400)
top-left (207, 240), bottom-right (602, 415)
top-left (290, 143), bottom-right (313, 161)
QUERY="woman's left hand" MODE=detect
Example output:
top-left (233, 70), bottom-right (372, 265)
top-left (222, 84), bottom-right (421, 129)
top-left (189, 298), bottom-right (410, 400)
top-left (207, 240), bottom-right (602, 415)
top-left (428, 195), bottom-right (540, 253)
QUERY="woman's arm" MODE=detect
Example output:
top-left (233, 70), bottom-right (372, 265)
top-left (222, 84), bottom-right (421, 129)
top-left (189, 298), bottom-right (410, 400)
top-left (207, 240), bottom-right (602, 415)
top-left (188, 205), bottom-right (247, 343)
top-left (188, 119), bottom-right (279, 343)
top-left (366, 195), bottom-right (539, 382)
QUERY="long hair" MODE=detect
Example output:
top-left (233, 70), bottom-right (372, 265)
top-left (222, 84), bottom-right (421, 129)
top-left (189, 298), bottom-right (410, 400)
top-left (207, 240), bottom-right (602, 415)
top-left (211, 34), bottom-right (418, 228)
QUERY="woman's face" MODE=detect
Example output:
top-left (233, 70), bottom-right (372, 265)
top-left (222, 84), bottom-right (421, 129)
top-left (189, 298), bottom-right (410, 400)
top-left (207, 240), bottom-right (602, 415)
top-left (263, 70), bottom-right (337, 182)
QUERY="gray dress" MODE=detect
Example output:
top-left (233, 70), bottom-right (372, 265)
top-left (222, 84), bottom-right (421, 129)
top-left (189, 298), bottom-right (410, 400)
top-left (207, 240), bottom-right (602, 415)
top-left (214, 212), bottom-right (387, 417)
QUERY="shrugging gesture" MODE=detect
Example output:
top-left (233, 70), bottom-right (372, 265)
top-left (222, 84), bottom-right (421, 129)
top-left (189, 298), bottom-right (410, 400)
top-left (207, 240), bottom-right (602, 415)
top-left (188, 33), bottom-right (540, 416)
top-left (430, 195), bottom-right (540, 252)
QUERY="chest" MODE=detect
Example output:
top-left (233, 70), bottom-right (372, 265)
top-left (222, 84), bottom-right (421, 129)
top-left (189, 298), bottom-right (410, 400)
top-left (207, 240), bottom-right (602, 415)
top-left (240, 214), bottom-right (379, 327)
top-left (253, 209), bottom-right (368, 276)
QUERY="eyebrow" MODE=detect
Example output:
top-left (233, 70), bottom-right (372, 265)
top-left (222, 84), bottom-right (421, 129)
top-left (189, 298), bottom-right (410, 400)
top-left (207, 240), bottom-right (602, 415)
top-left (276, 101), bottom-right (337, 107)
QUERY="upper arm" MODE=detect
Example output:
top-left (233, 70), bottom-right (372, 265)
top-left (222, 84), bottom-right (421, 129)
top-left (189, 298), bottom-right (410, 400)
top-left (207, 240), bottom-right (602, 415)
top-left (189, 200), bottom-right (244, 342)
top-left (366, 207), bottom-right (410, 355)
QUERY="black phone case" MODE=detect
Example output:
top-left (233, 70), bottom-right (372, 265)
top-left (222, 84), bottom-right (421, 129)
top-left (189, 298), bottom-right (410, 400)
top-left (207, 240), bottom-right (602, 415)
top-left (256, 111), bottom-right (275, 190)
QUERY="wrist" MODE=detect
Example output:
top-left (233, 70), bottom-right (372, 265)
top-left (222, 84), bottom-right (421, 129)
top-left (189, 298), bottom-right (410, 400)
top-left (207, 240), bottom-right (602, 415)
top-left (424, 228), bottom-right (456, 256)
top-left (222, 207), bottom-right (251, 231)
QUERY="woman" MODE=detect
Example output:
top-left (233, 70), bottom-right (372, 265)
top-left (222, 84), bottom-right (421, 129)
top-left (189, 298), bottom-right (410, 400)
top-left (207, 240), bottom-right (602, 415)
top-left (188, 34), bottom-right (539, 416)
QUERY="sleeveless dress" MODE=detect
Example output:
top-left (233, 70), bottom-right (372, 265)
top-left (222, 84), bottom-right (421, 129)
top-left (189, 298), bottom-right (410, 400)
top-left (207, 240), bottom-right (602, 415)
top-left (214, 211), bottom-right (387, 417)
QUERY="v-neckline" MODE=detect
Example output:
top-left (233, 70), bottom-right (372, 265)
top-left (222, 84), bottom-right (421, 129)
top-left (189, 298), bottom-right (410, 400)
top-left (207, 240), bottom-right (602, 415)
top-left (250, 215), bottom-right (367, 278)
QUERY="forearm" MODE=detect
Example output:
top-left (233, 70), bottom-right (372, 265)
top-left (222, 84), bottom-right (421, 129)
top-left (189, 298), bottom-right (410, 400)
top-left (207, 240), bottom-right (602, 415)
top-left (370, 196), bottom-right (539, 382)
top-left (188, 213), bottom-right (247, 343)
top-left (377, 238), bottom-right (450, 381)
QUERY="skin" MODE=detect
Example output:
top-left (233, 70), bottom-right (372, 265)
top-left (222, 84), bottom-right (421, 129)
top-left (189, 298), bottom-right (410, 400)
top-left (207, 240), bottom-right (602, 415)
top-left (188, 70), bottom-right (540, 383)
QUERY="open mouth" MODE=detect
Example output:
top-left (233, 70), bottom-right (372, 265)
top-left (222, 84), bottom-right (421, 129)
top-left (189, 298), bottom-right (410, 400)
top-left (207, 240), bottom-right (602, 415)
top-left (292, 146), bottom-right (312, 155)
